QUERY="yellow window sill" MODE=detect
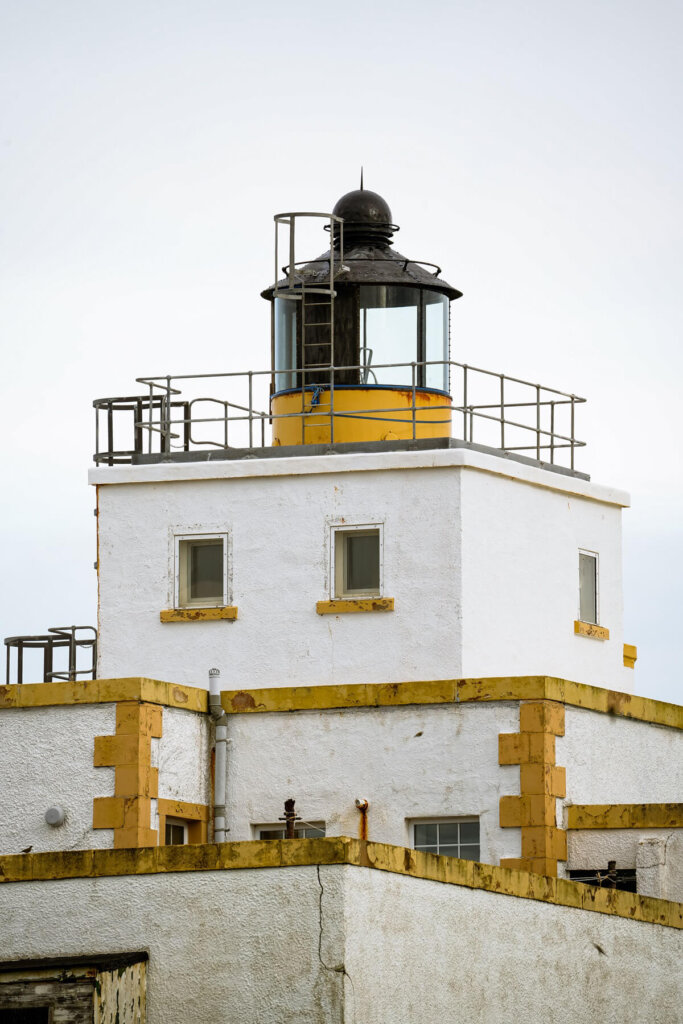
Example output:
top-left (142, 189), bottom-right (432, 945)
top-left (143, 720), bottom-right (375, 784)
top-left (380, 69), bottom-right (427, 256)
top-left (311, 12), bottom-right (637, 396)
top-left (316, 598), bottom-right (394, 615)
top-left (160, 607), bottom-right (238, 623)
top-left (623, 643), bottom-right (638, 669)
top-left (574, 620), bottom-right (609, 640)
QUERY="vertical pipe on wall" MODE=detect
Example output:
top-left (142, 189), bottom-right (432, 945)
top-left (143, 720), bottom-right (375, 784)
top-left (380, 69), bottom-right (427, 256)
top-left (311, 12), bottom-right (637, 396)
top-left (209, 667), bottom-right (228, 843)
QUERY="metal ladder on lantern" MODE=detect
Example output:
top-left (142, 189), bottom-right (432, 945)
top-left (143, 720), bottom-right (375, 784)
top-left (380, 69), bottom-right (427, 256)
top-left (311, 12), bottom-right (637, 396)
top-left (273, 212), bottom-right (345, 443)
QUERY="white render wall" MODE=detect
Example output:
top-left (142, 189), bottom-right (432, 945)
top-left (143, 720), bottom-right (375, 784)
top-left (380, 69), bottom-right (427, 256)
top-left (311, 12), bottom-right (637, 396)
top-left (156, 706), bottom-right (211, 806)
top-left (224, 702), bottom-right (521, 862)
top-left (559, 708), bottom-right (682, 806)
top-left (0, 704), bottom-right (210, 857)
top-left (92, 447), bottom-right (632, 692)
top-left (1, 863), bottom-right (680, 1024)
top-left (0, 705), bottom-right (115, 856)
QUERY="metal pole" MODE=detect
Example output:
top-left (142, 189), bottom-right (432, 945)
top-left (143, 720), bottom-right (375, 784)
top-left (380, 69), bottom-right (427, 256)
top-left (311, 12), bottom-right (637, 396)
top-left (248, 372), bottom-right (253, 448)
top-left (550, 402), bottom-right (555, 464)
top-left (330, 364), bottom-right (335, 445)
top-left (411, 363), bottom-right (417, 440)
top-left (500, 375), bottom-right (505, 450)
top-left (570, 397), bottom-right (575, 471)
top-left (164, 377), bottom-right (172, 454)
top-left (463, 365), bottom-right (468, 441)
top-left (536, 385), bottom-right (541, 460)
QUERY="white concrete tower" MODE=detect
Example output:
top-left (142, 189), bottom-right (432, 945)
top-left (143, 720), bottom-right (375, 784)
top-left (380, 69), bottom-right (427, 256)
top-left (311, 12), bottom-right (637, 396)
top-left (91, 185), bottom-right (635, 695)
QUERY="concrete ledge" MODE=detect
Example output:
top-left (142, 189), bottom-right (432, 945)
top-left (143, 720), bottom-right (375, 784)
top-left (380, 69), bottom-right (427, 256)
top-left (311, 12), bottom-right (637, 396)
top-left (0, 679), bottom-right (208, 713)
top-left (0, 838), bottom-right (680, 930)
top-left (568, 803), bottom-right (683, 830)
top-left (160, 607), bottom-right (238, 623)
top-left (574, 620), bottom-right (610, 640)
top-left (2, 676), bottom-right (680, 730)
top-left (220, 676), bottom-right (683, 730)
top-left (316, 598), bottom-right (394, 614)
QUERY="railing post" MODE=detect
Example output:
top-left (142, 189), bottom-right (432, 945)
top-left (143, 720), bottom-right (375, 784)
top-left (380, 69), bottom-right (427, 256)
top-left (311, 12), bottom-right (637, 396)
top-left (329, 365), bottom-right (335, 445)
top-left (163, 377), bottom-right (172, 454)
top-left (500, 374), bottom-right (505, 450)
top-left (550, 402), bottom-right (555, 464)
top-left (248, 372), bottom-right (253, 448)
top-left (411, 363), bottom-right (417, 440)
top-left (536, 384), bottom-right (541, 460)
top-left (463, 365), bottom-right (468, 442)
top-left (570, 397), bottom-right (575, 471)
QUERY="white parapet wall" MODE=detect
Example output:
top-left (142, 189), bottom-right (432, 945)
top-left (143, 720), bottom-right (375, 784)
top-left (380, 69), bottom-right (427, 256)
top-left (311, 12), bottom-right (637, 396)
top-left (0, 693), bottom-right (210, 856)
top-left (0, 703), bottom-right (116, 856)
top-left (92, 447), bottom-right (633, 693)
top-left (0, 844), bottom-right (680, 1024)
top-left (225, 701), bottom-right (522, 864)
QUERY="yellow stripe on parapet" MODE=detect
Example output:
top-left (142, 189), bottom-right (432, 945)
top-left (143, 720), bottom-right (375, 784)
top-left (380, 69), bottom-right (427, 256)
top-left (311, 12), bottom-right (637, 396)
top-left (0, 678), bottom-right (208, 713)
top-left (568, 803), bottom-right (683, 830)
top-left (0, 838), bottom-right (679, 930)
top-left (219, 676), bottom-right (683, 730)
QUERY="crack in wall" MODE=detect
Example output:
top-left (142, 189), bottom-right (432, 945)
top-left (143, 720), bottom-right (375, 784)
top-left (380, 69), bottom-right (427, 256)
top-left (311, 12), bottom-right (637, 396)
top-left (316, 864), bottom-right (356, 1024)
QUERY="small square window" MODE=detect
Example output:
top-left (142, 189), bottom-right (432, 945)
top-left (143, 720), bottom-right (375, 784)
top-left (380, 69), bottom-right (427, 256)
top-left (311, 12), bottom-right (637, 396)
top-left (578, 550), bottom-right (598, 624)
top-left (165, 819), bottom-right (187, 845)
top-left (333, 525), bottom-right (382, 599)
top-left (413, 819), bottom-right (480, 861)
top-left (175, 534), bottom-right (227, 608)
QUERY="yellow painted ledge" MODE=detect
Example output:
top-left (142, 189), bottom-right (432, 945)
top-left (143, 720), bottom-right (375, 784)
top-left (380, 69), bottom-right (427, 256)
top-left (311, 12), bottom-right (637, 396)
top-left (160, 607), bottom-right (237, 623)
top-left (574, 620), bottom-right (610, 640)
top-left (316, 598), bottom-right (394, 614)
top-left (624, 643), bottom-right (638, 669)
top-left (0, 838), bottom-right (679, 930)
top-left (568, 803), bottom-right (683, 830)
top-left (220, 675), bottom-right (683, 730)
top-left (0, 678), bottom-right (208, 714)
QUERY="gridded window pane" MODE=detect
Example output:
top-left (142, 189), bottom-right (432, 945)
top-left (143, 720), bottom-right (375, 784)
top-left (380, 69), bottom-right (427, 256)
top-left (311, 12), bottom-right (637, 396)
top-left (438, 822), bottom-right (460, 845)
top-left (414, 823), bottom-right (438, 847)
top-left (459, 845), bottom-right (480, 861)
top-left (579, 552), bottom-right (597, 623)
top-left (459, 821), bottom-right (479, 844)
top-left (414, 820), bottom-right (480, 861)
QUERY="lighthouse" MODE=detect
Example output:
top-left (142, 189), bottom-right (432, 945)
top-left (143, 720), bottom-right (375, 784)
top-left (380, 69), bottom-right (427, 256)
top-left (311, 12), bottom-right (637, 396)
top-left (1, 183), bottom-right (680, 1024)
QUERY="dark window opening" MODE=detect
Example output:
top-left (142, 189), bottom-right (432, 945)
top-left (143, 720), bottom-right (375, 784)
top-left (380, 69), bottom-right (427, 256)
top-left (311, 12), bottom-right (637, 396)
top-left (0, 1010), bottom-right (50, 1023)
top-left (569, 868), bottom-right (637, 893)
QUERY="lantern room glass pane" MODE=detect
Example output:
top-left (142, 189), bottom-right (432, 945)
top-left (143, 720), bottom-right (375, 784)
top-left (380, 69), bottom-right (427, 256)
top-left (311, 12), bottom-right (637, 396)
top-left (424, 292), bottom-right (449, 391)
top-left (274, 298), bottom-right (297, 391)
top-left (359, 286), bottom-right (419, 386)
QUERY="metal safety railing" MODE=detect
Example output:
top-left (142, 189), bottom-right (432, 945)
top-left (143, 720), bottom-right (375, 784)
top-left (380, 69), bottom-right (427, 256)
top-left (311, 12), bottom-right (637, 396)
top-left (93, 360), bottom-right (586, 471)
top-left (4, 626), bottom-right (97, 685)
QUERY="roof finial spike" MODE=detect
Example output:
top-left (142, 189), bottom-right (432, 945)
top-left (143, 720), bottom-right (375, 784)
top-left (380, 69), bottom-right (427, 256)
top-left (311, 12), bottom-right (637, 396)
top-left (360, 166), bottom-right (364, 190)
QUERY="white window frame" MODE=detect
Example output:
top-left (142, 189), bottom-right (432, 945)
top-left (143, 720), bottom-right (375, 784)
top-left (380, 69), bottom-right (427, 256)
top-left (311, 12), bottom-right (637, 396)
top-left (253, 822), bottom-right (326, 840)
top-left (164, 817), bottom-right (188, 846)
top-left (578, 548), bottom-right (599, 625)
top-left (174, 532), bottom-right (229, 609)
top-left (331, 523), bottom-right (383, 599)
top-left (409, 817), bottom-right (481, 860)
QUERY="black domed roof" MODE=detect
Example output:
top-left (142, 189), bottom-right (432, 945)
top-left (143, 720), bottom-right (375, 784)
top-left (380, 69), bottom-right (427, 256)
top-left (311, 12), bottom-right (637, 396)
top-left (332, 188), bottom-right (393, 225)
top-left (332, 188), bottom-right (397, 246)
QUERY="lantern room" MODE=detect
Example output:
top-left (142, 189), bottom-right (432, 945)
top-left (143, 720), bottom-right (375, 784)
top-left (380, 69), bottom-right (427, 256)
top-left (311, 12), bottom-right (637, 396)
top-left (262, 186), bottom-right (462, 446)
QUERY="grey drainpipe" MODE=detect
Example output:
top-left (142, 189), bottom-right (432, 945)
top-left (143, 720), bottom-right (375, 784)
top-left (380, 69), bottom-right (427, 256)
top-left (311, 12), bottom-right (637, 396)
top-left (209, 668), bottom-right (228, 843)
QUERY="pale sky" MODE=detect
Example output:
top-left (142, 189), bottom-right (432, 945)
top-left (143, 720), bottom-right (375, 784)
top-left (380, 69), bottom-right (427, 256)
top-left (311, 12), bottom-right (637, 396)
top-left (1, 0), bottom-right (681, 702)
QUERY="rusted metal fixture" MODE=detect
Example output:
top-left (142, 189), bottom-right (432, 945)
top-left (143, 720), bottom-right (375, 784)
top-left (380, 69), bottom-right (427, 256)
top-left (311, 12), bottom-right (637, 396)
top-left (4, 626), bottom-right (97, 685)
top-left (355, 798), bottom-right (369, 841)
top-left (599, 860), bottom-right (619, 889)
top-left (279, 798), bottom-right (301, 839)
